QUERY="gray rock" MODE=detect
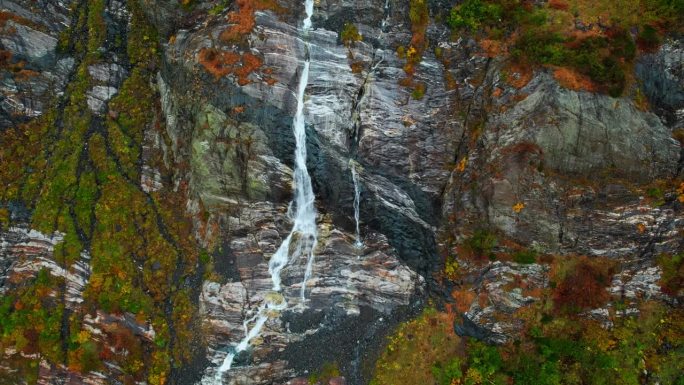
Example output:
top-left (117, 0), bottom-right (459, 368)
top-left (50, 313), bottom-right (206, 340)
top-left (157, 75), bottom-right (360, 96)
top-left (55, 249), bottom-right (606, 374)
top-left (86, 85), bottom-right (118, 114)
top-left (0, 21), bottom-right (57, 68)
top-left (88, 63), bottom-right (127, 86)
top-left (495, 72), bottom-right (679, 180)
top-left (636, 38), bottom-right (684, 129)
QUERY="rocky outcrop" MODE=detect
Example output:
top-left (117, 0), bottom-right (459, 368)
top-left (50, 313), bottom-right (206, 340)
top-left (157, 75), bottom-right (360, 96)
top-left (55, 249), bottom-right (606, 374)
top-left (0, 0), bottom-right (74, 128)
top-left (636, 39), bottom-right (684, 131)
top-left (1, 0), bottom-right (682, 383)
top-left (455, 261), bottom-right (549, 344)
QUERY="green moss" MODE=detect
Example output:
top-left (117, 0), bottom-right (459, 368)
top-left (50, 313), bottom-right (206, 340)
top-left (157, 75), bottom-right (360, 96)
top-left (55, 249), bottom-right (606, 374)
top-left (86, 0), bottom-right (107, 54)
top-left (463, 229), bottom-right (498, 260)
top-left (513, 248), bottom-right (538, 264)
top-left (308, 362), bottom-right (341, 384)
top-left (447, 0), bottom-right (503, 30)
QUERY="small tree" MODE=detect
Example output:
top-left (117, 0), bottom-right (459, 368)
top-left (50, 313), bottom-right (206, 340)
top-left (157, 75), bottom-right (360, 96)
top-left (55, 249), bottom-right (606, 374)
top-left (340, 23), bottom-right (362, 59)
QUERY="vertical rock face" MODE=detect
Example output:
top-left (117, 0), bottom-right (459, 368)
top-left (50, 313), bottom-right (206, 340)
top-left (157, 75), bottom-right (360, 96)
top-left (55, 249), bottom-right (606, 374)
top-left (1, 0), bottom-right (683, 383)
top-left (157, 2), bottom-right (435, 381)
top-left (0, 0), bottom-right (74, 127)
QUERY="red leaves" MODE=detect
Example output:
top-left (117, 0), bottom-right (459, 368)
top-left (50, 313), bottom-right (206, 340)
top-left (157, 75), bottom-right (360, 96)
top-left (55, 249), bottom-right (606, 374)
top-left (552, 256), bottom-right (616, 313)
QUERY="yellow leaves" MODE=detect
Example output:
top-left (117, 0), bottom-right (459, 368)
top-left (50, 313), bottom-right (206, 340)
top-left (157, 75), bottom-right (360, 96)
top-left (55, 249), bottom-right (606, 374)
top-left (637, 223), bottom-right (647, 234)
top-left (456, 157), bottom-right (468, 172)
top-left (512, 202), bottom-right (525, 213)
top-left (677, 182), bottom-right (684, 203)
top-left (444, 258), bottom-right (460, 281)
top-left (406, 46), bottom-right (418, 59)
top-left (76, 330), bottom-right (91, 344)
top-left (89, 274), bottom-right (103, 291)
top-left (465, 367), bottom-right (483, 384)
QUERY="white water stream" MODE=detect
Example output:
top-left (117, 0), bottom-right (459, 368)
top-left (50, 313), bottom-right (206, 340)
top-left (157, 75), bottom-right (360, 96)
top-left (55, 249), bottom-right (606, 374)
top-left (350, 161), bottom-right (363, 247)
top-left (212, 0), bottom-right (317, 382)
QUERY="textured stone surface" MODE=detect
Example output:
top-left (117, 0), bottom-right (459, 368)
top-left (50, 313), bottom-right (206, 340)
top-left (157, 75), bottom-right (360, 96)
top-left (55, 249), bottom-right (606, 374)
top-left (0, 0), bottom-right (682, 383)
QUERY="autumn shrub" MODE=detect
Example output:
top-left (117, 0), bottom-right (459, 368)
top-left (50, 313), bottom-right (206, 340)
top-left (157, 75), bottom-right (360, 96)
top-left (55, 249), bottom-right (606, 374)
top-left (462, 229), bottom-right (498, 261)
top-left (637, 24), bottom-right (662, 52)
top-left (552, 256), bottom-right (616, 313)
top-left (657, 252), bottom-right (683, 299)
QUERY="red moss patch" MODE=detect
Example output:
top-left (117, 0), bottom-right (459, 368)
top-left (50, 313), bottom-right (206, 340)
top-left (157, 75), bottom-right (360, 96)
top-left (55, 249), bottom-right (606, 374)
top-left (553, 67), bottom-right (598, 92)
top-left (552, 256), bottom-right (616, 313)
top-left (548, 0), bottom-right (569, 11)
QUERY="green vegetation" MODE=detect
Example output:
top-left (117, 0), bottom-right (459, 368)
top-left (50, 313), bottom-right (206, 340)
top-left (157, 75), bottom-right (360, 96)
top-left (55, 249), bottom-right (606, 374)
top-left (340, 23), bottom-right (362, 47)
top-left (447, 0), bottom-right (503, 31)
top-left (372, 256), bottom-right (684, 385)
top-left (447, 0), bottom-right (684, 96)
top-left (0, 1), bottom-right (202, 384)
top-left (512, 248), bottom-right (537, 264)
top-left (309, 362), bottom-right (341, 384)
top-left (657, 252), bottom-right (683, 299)
top-left (461, 229), bottom-right (498, 261)
top-left (371, 308), bottom-right (462, 385)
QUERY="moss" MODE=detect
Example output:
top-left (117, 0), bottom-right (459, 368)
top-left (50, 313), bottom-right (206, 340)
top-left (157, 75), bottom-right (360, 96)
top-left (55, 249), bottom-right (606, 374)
top-left (308, 362), bottom-right (341, 384)
top-left (513, 248), bottom-right (538, 264)
top-left (86, 0), bottom-right (107, 54)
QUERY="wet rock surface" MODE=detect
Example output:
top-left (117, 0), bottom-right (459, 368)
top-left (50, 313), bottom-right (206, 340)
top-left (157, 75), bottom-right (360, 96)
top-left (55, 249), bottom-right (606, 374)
top-left (0, 0), bottom-right (682, 383)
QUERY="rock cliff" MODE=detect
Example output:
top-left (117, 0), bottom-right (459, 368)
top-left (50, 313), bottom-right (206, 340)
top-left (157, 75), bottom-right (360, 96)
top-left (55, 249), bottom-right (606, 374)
top-left (0, 0), bottom-right (682, 384)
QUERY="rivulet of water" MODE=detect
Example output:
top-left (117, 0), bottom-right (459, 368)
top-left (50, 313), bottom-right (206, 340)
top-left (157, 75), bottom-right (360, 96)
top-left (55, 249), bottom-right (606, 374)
top-left (211, 0), bottom-right (317, 381)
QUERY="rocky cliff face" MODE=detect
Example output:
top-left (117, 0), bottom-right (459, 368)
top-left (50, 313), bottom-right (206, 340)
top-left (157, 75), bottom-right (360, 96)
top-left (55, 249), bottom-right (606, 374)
top-left (1, 0), bottom-right (682, 384)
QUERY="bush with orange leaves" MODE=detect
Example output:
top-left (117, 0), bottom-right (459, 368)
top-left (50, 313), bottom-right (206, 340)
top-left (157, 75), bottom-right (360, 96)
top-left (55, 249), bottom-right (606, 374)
top-left (220, 0), bottom-right (281, 43)
top-left (552, 67), bottom-right (598, 92)
top-left (198, 48), bottom-right (263, 85)
top-left (198, 48), bottom-right (240, 78)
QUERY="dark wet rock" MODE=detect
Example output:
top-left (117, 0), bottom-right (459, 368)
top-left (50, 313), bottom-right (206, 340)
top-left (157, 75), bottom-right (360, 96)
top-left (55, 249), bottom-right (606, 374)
top-left (636, 38), bottom-right (684, 130)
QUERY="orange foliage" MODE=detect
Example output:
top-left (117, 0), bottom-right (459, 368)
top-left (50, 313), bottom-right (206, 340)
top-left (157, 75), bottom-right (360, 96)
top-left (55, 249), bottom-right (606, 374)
top-left (505, 64), bottom-right (533, 89)
top-left (553, 67), bottom-right (598, 92)
top-left (198, 48), bottom-right (263, 84)
top-left (220, 0), bottom-right (281, 43)
top-left (0, 10), bottom-right (33, 28)
top-left (198, 48), bottom-right (240, 78)
top-left (452, 289), bottom-right (476, 313)
top-left (480, 39), bottom-right (505, 57)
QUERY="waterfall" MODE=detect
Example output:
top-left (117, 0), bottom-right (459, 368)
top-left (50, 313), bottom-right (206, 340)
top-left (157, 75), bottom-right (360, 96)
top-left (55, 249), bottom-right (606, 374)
top-left (350, 161), bottom-right (363, 247)
top-left (211, 0), bottom-right (317, 381)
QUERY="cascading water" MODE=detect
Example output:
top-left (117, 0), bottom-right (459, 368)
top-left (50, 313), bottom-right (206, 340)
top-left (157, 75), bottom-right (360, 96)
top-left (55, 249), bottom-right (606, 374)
top-left (350, 161), bottom-right (363, 247)
top-left (211, 1), bottom-right (317, 382)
